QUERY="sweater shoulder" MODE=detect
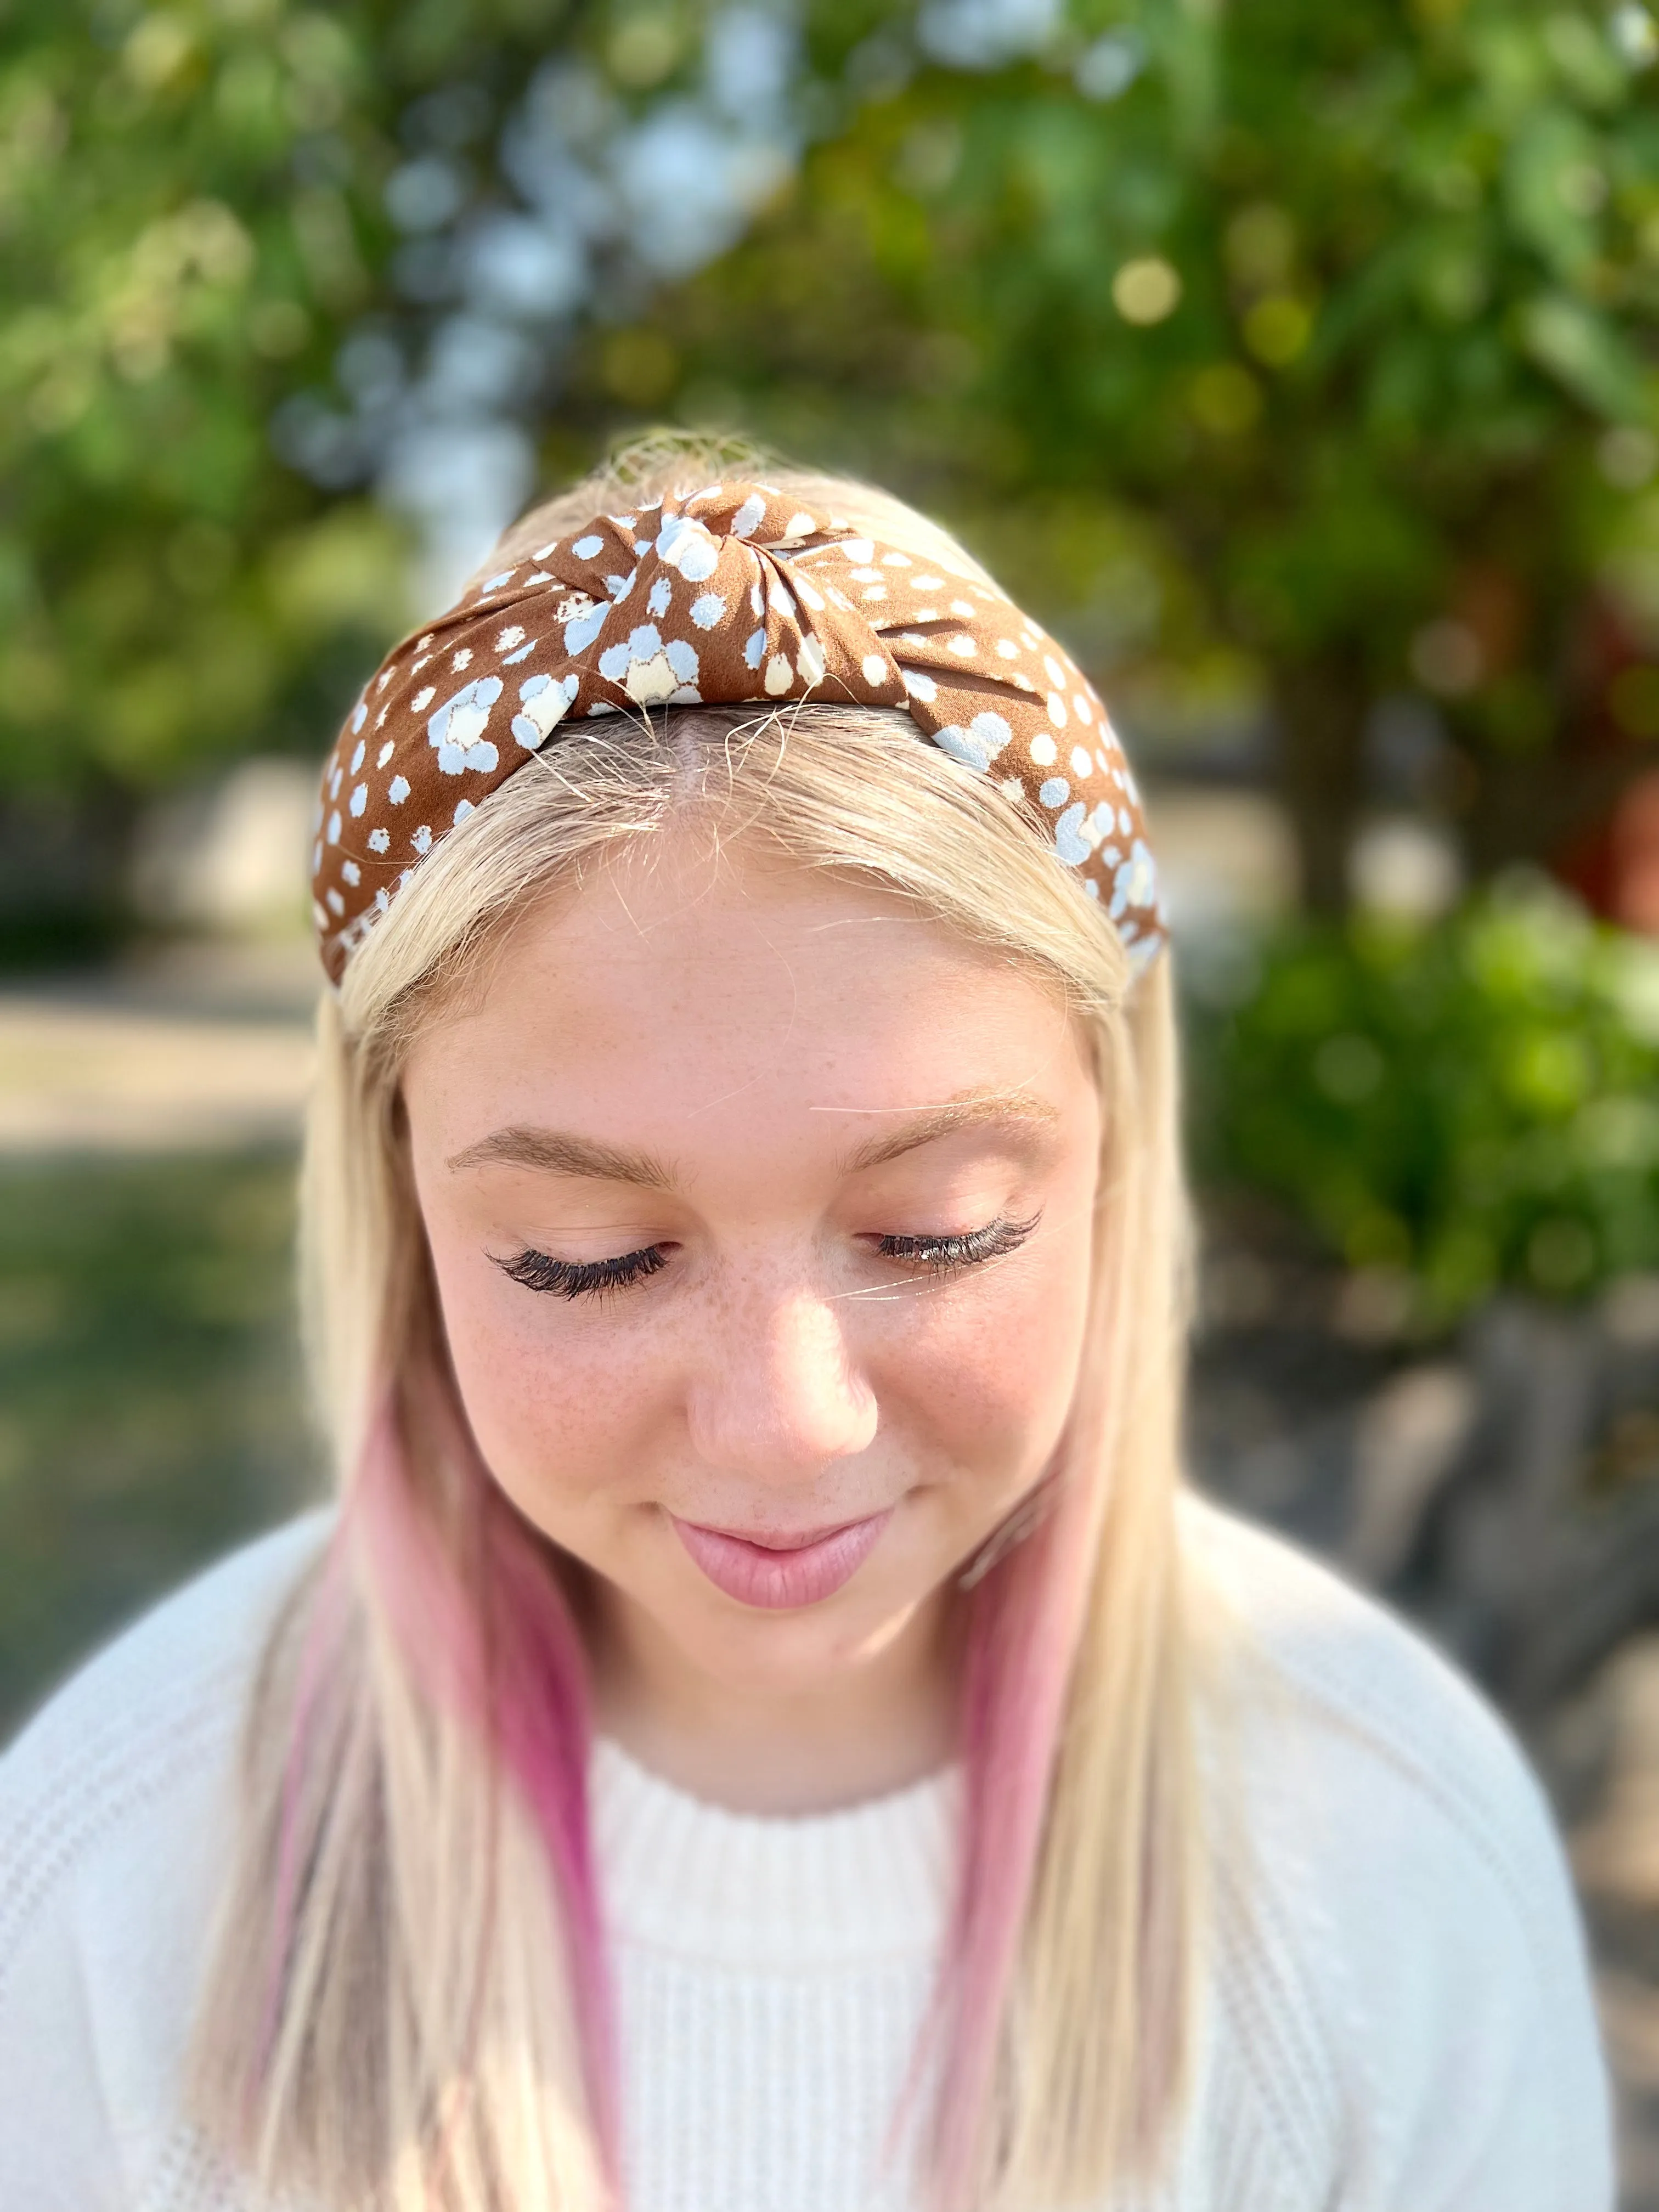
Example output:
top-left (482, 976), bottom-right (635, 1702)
top-left (0, 1510), bottom-right (333, 1978)
top-left (1177, 1487), bottom-right (1559, 1891)
top-left (1177, 1490), bottom-right (1612, 2210)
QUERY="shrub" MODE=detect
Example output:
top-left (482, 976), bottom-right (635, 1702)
top-left (1198, 877), bottom-right (1659, 1322)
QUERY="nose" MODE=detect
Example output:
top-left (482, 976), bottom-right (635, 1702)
top-left (684, 1276), bottom-right (878, 1481)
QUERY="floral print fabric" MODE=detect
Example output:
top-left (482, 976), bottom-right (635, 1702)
top-left (311, 481), bottom-right (1165, 983)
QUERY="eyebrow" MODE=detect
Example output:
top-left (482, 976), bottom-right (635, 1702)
top-left (444, 1127), bottom-right (676, 1187)
top-left (835, 1092), bottom-right (1062, 1174)
top-left (444, 1091), bottom-right (1060, 1187)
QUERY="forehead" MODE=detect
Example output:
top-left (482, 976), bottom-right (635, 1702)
top-left (403, 843), bottom-right (1094, 1145)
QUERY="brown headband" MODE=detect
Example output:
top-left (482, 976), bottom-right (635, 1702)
top-left (310, 481), bottom-right (1164, 984)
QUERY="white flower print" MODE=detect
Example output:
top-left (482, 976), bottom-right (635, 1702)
top-left (655, 514), bottom-right (720, 582)
top-left (427, 677), bottom-right (503, 775)
top-left (1109, 839), bottom-right (1157, 918)
top-left (512, 672), bottom-right (579, 749)
top-left (563, 599), bottom-right (608, 653)
top-left (931, 712), bottom-right (1013, 773)
top-left (1054, 802), bottom-right (1092, 866)
top-left (598, 623), bottom-right (700, 704)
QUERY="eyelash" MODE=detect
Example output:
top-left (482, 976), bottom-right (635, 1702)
top-left (496, 1244), bottom-right (669, 1300)
top-left (873, 1212), bottom-right (1041, 1275)
top-left (495, 1211), bottom-right (1041, 1302)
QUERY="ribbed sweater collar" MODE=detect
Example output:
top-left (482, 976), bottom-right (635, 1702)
top-left (590, 1735), bottom-right (962, 1970)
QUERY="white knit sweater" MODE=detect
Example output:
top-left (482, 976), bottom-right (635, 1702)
top-left (0, 1497), bottom-right (1615, 2212)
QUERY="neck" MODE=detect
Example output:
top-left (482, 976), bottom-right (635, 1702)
top-left (588, 1584), bottom-right (961, 1816)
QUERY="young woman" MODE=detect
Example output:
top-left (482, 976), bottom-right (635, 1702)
top-left (0, 439), bottom-right (1613, 2212)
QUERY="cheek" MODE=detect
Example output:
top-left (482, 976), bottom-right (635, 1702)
top-left (871, 1218), bottom-right (1095, 1496)
top-left (422, 1224), bottom-right (661, 1519)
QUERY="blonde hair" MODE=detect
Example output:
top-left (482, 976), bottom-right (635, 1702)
top-left (189, 437), bottom-right (1212, 2211)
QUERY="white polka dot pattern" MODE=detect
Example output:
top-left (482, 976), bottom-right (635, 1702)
top-left (311, 482), bottom-right (1165, 983)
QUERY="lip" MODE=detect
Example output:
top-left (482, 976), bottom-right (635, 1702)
top-left (668, 1508), bottom-right (895, 1610)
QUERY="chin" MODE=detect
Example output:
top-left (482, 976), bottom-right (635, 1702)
top-left (710, 1582), bottom-right (928, 1674)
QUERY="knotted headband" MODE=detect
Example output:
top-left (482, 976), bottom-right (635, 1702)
top-left (311, 481), bottom-right (1164, 983)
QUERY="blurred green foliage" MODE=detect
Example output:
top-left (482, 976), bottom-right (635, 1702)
top-left (0, 0), bottom-right (574, 809)
top-left (1201, 879), bottom-right (1659, 1319)
top-left (640, 0), bottom-right (1659, 901)
top-left (0, 1147), bottom-right (316, 1735)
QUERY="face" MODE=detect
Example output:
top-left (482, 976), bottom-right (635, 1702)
top-left (401, 840), bottom-right (1103, 1714)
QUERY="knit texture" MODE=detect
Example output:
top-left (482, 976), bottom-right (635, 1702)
top-left (0, 1498), bottom-right (1615, 2211)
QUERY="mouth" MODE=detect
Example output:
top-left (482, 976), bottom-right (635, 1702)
top-left (667, 1508), bottom-right (895, 1611)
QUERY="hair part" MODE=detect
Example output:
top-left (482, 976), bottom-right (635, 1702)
top-left (189, 445), bottom-right (1211, 2212)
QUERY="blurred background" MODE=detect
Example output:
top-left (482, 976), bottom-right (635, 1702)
top-left (7, 0), bottom-right (1659, 2191)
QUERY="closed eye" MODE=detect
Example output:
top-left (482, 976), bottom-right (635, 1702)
top-left (494, 1244), bottom-right (671, 1300)
top-left (493, 1211), bottom-right (1041, 1302)
top-left (872, 1210), bottom-right (1041, 1276)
